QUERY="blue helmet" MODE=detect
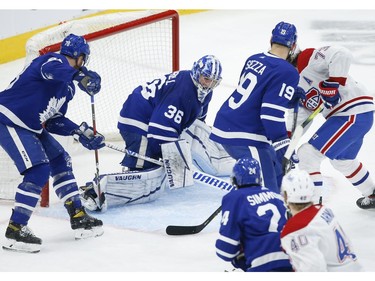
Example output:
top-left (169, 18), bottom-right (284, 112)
top-left (60, 34), bottom-right (90, 64)
top-left (271, 21), bottom-right (297, 48)
top-left (191, 55), bottom-right (222, 102)
top-left (231, 157), bottom-right (262, 188)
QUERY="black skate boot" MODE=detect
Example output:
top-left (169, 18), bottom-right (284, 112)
top-left (356, 191), bottom-right (375, 210)
top-left (64, 199), bottom-right (104, 239)
top-left (3, 221), bottom-right (42, 253)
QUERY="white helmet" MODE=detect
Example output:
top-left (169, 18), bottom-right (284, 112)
top-left (281, 169), bottom-right (314, 203)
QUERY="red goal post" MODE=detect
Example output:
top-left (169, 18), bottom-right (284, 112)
top-left (0, 10), bottom-right (180, 207)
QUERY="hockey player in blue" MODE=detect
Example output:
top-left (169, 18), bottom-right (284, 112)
top-left (215, 157), bottom-right (293, 272)
top-left (210, 22), bottom-right (302, 193)
top-left (0, 34), bottom-right (105, 253)
top-left (118, 55), bottom-right (222, 170)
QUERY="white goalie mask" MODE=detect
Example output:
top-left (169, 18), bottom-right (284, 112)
top-left (191, 55), bottom-right (222, 102)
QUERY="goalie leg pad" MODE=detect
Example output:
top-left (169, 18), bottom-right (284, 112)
top-left (180, 120), bottom-right (235, 176)
top-left (161, 139), bottom-right (194, 189)
top-left (81, 167), bottom-right (167, 210)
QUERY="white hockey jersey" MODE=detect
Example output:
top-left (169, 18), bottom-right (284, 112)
top-left (280, 205), bottom-right (363, 272)
top-left (288, 45), bottom-right (375, 130)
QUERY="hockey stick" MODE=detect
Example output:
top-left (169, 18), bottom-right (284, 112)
top-left (105, 142), bottom-right (235, 192)
top-left (166, 205), bottom-right (222, 235)
top-left (90, 95), bottom-right (105, 209)
top-left (283, 104), bottom-right (324, 170)
top-left (283, 103), bottom-right (299, 174)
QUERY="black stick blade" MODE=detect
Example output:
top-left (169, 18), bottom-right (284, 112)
top-left (166, 206), bottom-right (222, 236)
top-left (166, 225), bottom-right (204, 235)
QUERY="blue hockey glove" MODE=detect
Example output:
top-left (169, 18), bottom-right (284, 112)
top-left (74, 67), bottom-right (101, 96)
top-left (273, 137), bottom-right (290, 162)
top-left (73, 122), bottom-right (105, 150)
top-left (291, 86), bottom-right (306, 104)
top-left (319, 80), bottom-right (341, 109)
top-left (231, 252), bottom-right (247, 271)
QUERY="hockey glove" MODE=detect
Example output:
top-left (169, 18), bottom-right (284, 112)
top-left (231, 252), bottom-right (247, 271)
top-left (319, 80), bottom-right (341, 109)
top-left (74, 67), bottom-right (101, 96)
top-left (73, 122), bottom-right (105, 150)
top-left (290, 86), bottom-right (306, 105)
top-left (273, 137), bottom-right (290, 162)
top-left (283, 150), bottom-right (299, 175)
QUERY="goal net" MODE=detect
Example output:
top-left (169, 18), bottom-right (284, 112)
top-left (0, 9), bottom-right (180, 206)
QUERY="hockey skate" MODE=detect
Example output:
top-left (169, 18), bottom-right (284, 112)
top-left (79, 182), bottom-right (107, 212)
top-left (64, 200), bottom-right (104, 240)
top-left (3, 222), bottom-right (42, 253)
top-left (356, 192), bottom-right (375, 210)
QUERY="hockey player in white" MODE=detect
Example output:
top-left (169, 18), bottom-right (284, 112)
top-left (0, 34), bottom-right (105, 253)
top-left (280, 169), bottom-right (363, 272)
top-left (289, 46), bottom-right (375, 208)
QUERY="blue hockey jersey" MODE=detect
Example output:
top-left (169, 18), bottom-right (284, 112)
top-left (210, 52), bottom-right (299, 147)
top-left (0, 53), bottom-right (77, 134)
top-left (215, 186), bottom-right (292, 272)
top-left (118, 70), bottom-right (211, 146)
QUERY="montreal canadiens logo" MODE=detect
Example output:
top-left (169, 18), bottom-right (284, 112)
top-left (302, 88), bottom-right (323, 110)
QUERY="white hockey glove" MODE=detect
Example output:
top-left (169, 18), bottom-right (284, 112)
top-left (73, 122), bottom-right (105, 150)
top-left (74, 67), bottom-right (101, 96)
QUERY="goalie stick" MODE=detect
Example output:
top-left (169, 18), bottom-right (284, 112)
top-left (283, 103), bottom-right (324, 170)
top-left (166, 205), bottom-right (222, 235)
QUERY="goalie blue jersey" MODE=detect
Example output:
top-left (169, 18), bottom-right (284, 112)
top-left (118, 70), bottom-right (211, 145)
top-left (0, 53), bottom-right (77, 134)
top-left (210, 52), bottom-right (299, 147)
top-left (215, 186), bottom-right (292, 272)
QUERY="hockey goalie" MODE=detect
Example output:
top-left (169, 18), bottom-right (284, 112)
top-left (80, 120), bottom-right (235, 212)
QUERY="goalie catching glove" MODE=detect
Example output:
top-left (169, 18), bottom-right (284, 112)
top-left (73, 122), bottom-right (105, 150)
top-left (74, 66), bottom-right (101, 96)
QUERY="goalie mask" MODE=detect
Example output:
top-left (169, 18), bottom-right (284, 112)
top-left (231, 157), bottom-right (262, 188)
top-left (281, 169), bottom-right (314, 204)
top-left (191, 55), bottom-right (222, 102)
top-left (60, 33), bottom-right (90, 66)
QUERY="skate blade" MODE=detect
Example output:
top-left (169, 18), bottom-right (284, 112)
top-left (2, 239), bottom-right (41, 253)
top-left (74, 226), bottom-right (104, 240)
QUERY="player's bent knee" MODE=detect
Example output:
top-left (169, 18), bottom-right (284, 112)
top-left (297, 143), bottom-right (324, 171)
top-left (23, 163), bottom-right (50, 187)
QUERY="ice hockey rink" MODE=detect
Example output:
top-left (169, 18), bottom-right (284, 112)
top-left (1, 6), bottom-right (375, 277)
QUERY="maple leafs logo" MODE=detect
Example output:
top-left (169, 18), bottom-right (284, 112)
top-left (39, 96), bottom-right (66, 123)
